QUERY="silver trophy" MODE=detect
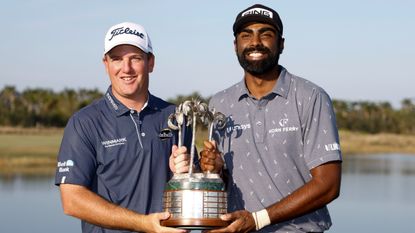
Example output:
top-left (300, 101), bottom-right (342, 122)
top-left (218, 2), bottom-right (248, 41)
top-left (161, 99), bottom-right (228, 229)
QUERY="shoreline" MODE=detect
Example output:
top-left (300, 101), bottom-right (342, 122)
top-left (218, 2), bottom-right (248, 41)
top-left (1, 128), bottom-right (415, 176)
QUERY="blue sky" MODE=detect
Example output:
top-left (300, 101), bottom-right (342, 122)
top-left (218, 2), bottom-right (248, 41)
top-left (1, 0), bottom-right (414, 108)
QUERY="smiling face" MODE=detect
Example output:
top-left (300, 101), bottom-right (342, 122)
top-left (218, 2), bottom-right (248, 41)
top-left (103, 44), bottom-right (154, 104)
top-left (235, 23), bottom-right (284, 76)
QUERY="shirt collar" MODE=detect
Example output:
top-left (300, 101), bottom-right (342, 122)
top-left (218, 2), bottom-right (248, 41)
top-left (104, 87), bottom-right (160, 117)
top-left (237, 66), bottom-right (291, 101)
top-left (273, 66), bottom-right (290, 99)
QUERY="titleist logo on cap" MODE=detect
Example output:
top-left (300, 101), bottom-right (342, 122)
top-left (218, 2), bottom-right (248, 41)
top-left (109, 27), bottom-right (144, 41)
top-left (242, 8), bottom-right (273, 19)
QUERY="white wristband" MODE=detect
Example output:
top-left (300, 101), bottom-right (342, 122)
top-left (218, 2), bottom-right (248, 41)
top-left (252, 209), bottom-right (271, 231)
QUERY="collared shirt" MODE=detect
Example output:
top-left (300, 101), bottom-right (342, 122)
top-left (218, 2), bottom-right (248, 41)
top-left (209, 67), bottom-right (342, 232)
top-left (55, 87), bottom-right (178, 233)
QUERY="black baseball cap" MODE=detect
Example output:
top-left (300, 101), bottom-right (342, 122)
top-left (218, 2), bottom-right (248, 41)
top-left (233, 4), bottom-right (283, 36)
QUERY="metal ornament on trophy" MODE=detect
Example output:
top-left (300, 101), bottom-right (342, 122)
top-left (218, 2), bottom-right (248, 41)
top-left (161, 99), bottom-right (228, 229)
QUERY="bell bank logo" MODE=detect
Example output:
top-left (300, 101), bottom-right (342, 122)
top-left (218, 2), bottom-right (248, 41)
top-left (57, 159), bottom-right (74, 173)
top-left (57, 159), bottom-right (74, 167)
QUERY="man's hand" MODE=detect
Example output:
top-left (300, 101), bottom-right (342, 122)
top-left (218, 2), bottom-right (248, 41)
top-left (60, 184), bottom-right (187, 232)
top-left (206, 210), bottom-right (255, 233)
top-left (199, 140), bottom-right (223, 173)
top-left (169, 145), bottom-right (190, 173)
top-left (141, 212), bottom-right (186, 233)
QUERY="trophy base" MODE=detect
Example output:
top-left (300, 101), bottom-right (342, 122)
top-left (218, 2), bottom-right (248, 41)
top-left (161, 218), bottom-right (228, 229)
top-left (162, 173), bottom-right (228, 230)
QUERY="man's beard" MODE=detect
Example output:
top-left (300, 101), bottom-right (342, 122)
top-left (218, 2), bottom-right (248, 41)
top-left (237, 45), bottom-right (279, 76)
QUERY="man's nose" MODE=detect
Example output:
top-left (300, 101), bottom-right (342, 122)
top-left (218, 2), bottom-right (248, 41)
top-left (122, 59), bottom-right (132, 73)
top-left (250, 33), bottom-right (262, 46)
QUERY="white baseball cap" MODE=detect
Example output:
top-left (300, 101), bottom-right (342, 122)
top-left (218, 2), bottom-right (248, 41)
top-left (104, 22), bottom-right (153, 55)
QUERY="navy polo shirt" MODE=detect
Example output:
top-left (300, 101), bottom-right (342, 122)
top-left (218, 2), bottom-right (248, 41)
top-left (209, 67), bottom-right (342, 232)
top-left (55, 87), bottom-right (178, 233)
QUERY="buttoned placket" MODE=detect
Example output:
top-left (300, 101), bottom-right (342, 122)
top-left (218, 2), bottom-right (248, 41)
top-left (129, 109), bottom-right (144, 149)
top-left (250, 97), bottom-right (267, 144)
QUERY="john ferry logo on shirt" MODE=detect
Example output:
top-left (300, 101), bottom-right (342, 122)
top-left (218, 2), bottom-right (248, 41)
top-left (269, 118), bottom-right (299, 134)
top-left (101, 137), bottom-right (127, 148)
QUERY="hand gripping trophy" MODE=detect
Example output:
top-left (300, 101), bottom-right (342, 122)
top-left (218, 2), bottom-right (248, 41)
top-left (162, 99), bottom-right (228, 229)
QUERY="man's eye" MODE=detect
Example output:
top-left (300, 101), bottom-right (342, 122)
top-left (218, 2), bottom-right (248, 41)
top-left (111, 57), bottom-right (122, 61)
top-left (131, 57), bottom-right (142, 62)
top-left (261, 32), bottom-right (274, 37)
top-left (240, 33), bottom-right (251, 39)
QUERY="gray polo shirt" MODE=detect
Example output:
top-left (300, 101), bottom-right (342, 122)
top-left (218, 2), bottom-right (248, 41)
top-left (209, 67), bottom-right (342, 232)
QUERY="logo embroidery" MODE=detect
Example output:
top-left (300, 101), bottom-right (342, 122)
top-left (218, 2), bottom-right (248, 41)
top-left (109, 27), bottom-right (144, 41)
top-left (57, 159), bottom-right (74, 173)
top-left (268, 126), bottom-right (299, 134)
top-left (159, 128), bottom-right (173, 140)
top-left (102, 137), bottom-right (127, 148)
top-left (279, 118), bottom-right (289, 127)
top-left (269, 118), bottom-right (298, 134)
top-left (226, 123), bottom-right (251, 134)
top-left (242, 8), bottom-right (273, 19)
top-left (106, 93), bottom-right (118, 110)
top-left (325, 143), bottom-right (340, 152)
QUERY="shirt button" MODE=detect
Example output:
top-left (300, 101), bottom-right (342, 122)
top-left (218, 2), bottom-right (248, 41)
top-left (130, 109), bottom-right (135, 114)
top-left (141, 132), bottom-right (146, 137)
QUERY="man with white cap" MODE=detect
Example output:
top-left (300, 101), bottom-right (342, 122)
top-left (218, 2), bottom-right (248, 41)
top-left (55, 22), bottom-right (189, 233)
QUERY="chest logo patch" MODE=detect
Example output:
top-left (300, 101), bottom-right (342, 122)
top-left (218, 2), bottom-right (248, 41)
top-left (159, 128), bottom-right (173, 140)
top-left (226, 123), bottom-right (251, 134)
top-left (279, 118), bottom-right (289, 127)
top-left (101, 137), bottom-right (127, 148)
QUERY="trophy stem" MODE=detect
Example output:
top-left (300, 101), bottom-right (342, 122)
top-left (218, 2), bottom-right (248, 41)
top-left (188, 113), bottom-right (197, 176)
top-left (178, 125), bottom-right (182, 148)
top-left (208, 122), bottom-right (214, 142)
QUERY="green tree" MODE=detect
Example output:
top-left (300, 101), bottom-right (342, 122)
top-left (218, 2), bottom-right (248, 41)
top-left (0, 86), bottom-right (20, 125)
top-left (167, 91), bottom-right (210, 106)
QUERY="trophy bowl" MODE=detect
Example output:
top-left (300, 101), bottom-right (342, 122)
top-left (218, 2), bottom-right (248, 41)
top-left (161, 99), bottom-right (228, 229)
top-left (162, 173), bottom-right (228, 229)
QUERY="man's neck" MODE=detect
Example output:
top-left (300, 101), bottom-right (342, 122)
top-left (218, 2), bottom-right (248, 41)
top-left (114, 92), bottom-right (149, 112)
top-left (244, 66), bottom-right (281, 100)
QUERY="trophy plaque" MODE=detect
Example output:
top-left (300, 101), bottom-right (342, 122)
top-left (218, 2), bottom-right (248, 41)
top-left (161, 100), bottom-right (228, 229)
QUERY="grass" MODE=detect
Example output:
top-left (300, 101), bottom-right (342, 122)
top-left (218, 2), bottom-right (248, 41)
top-left (339, 130), bottom-right (415, 155)
top-left (0, 134), bottom-right (62, 158)
top-left (1, 127), bottom-right (415, 176)
top-left (0, 128), bottom-right (63, 176)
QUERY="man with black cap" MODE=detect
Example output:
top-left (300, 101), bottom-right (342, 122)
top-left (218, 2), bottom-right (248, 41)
top-left (200, 4), bottom-right (342, 233)
top-left (55, 22), bottom-right (190, 233)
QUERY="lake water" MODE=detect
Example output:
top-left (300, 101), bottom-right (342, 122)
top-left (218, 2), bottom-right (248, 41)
top-left (1, 153), bottom-right (414, 233)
